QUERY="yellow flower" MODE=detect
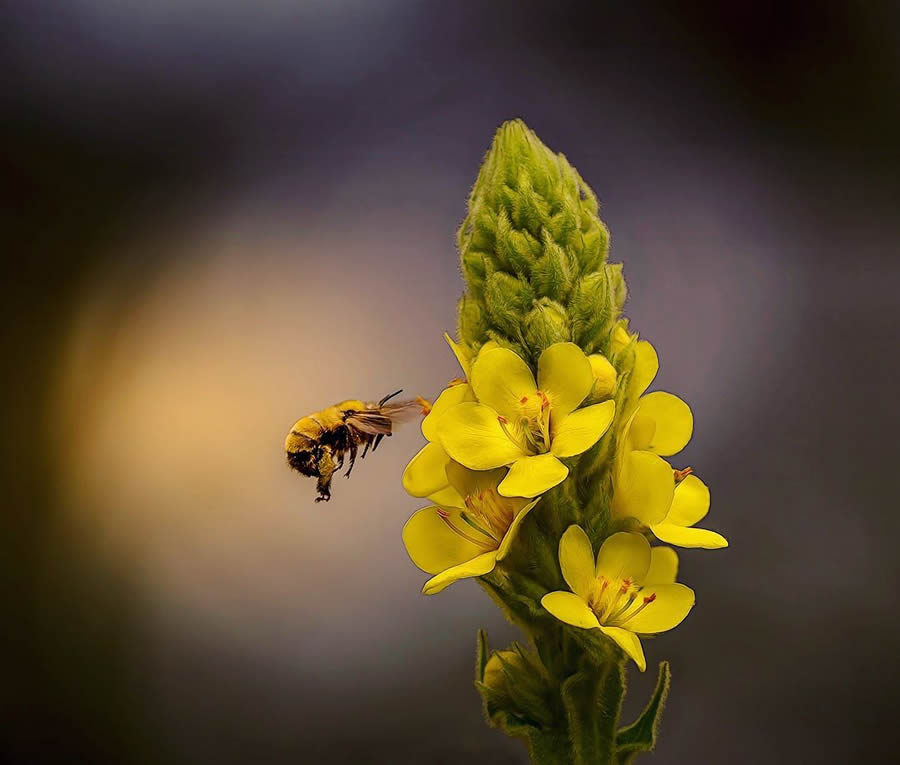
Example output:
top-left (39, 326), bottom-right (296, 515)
top-left (650, 473), bottom-right (728, 549)
top-left (541, 527), bottom-right (694, 671)
top-left (437, 343), bottom-right (616, 498)
top-left (611, 341), bottom-right (694, 525)
top-left (403, 334), bottom-right (498, 505)
top-left (402, 462), bottom-right (539, 594)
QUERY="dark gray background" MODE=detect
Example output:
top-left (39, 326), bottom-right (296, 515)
top-left (4, 2), bottom-right (899, 763)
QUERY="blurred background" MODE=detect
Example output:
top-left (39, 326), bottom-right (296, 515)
top-left (4, 1), bottom-right (899, 762)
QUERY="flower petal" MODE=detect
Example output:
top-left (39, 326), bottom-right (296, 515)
top-left (665, 474), bottom-right (710, 527)
top-left (443, 332), bottom-right (471, 378)
top-left (495, 498), bottom-right (540, 560)
top-left (471, 347), bottom-right (537, 420)
top-left (651, 523), bottom-right (728, 550)
top-left (444, 460), bottom-right (508, 501)
top-left (402, 442), bottom-right (453, 499)
top-left (627, 413), bottom-right (656, 452)
top-left (637, 392), bottom-right (693, 456)
top-left (611, 450), bottom-right (675, 525)
top-left (620, 583), bottom-right (695, 634)
top-left (598, 626), bottom-right (646, 671)
top-left (541, 591), bottom-right (601, 629)
top-left (498, 453), bottom-right (569, 498)
top-left (551, 401), bottom-right (615, 458)
top-left (646, 546), bottom-right (679, 585)
top-left (537, 342), bottom-right (593, 418)
top-left (428, 485), bottom-right (466, 509)
top-left (422, 551), bottom-right (499, 595)
top-left (402, 506), bottom-right (487, 575)
top-left (438, 402), bottom-right (525, 470)
top-left (559, 525), bottom-right (596, 599)
top-left (595, 532), bottom-right (651, 583)
top-left (421, 383), bottom-right (474, 441)
top-left (629, 340), bottom-right (658, 400)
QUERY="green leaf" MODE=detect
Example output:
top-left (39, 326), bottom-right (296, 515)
top-left (615, 661), bottom-right (672, 763)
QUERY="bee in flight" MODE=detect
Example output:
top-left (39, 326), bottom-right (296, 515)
top-left (285, 390), bottom-right (427, 502)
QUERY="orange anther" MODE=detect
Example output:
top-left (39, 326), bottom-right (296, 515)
top-left (674, 466), bottom-right (694, 482)
top-left (498, 415), bottom-right (508, 424)
top-left (643, 592), bottom-right (657, 604)
top-left (415, 396), bottom-right (432, 416)
top-left (520, 395), bottom-right (529, 404)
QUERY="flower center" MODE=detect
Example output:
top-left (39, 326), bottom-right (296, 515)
top-left (436, 489), bottom-right (516, 551)
top-left (497, 390), bottom-right (552, 454)
top-left (586, 576), bottom-right (657, 628)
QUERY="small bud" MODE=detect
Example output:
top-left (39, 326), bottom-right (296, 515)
top-left (531, 231), bottom-right (574, 302)
top-left (577, 222), bottom-right (610, 272)
top-left (457, 295), bottom-right (488, 348)
top-left (523, 299), bottom-right (569, 356)
top-left (610, 323), bottom-right (632, 353)
top-left (484, 272), bottom-right (534, 336)
top-left (588, 353), bottom-right (617, 399)
top-left (570, 271), bottom-right (613, 351)
top-left (483, 649), bottom-right (525, 693)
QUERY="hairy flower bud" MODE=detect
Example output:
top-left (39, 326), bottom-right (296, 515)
top-left (484, 271), bottom-right (534, 336)
top-left (588, 353), bottom-right (617, 399)
top-left (610, 323), bottom-right (631, 353)
top-left (523, 299), bottom-right (570, 356)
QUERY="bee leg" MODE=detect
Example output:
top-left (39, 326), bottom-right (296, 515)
top-left (372, 433), bottom-right (385, 452)
top-left (314, 448), bottom-right (336, 502)
top-left (344, 441), bottom-right (358, 478)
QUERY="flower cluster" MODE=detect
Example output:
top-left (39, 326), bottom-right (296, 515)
top-left (397, 120), bottom-right (727, 762)
top-left (402, 333), bottom-right (726, 669)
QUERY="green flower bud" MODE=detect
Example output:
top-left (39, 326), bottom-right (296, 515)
top-left (531, 231), bottom-right (574, 302)
top-left (578, 222), bottom-right (610, 272)
top-left (523, 299), bottom-right (570, 356)
top-left (458, 295), bottom-right (488, 348)
top-left (483, 649), bottom-right (525, 692)
top-left (484, 271), bottom-right (534, 336)
top-left (570, 271), bottom-right (614, 352)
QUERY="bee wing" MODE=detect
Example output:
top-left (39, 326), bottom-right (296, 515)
top-left (345, 410), bottom-right (394, 435)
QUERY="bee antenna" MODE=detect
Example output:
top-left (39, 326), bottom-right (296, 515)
top-left (378, 389), bottom-right (403, 406)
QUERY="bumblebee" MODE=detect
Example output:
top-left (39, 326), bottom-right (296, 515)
top-left (285, 390), bottom-right (424, 502)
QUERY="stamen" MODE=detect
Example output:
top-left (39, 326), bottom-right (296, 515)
top-left (537, 390), bottom-right (551, 410)
top-left (616, 592), bottom-right (657, 627)
top-left (599, 580), bottom-right (630, 623)
top-left (520, 395), bottom-right (529, 404)
top-left (448, 377), bottom-right (467, 387)
top-left (459, 510), bottom-right (500, 543)
top-left (607, 592), bottom-right (638, 624)
top-left (437, 510), bottom-right (495, 549)
top-left (674, 466), bottom-right (693, 482)
top-left (415, 396), bottom-right (432, 416)
top-left (497, 415), bottom-right (529, 453)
